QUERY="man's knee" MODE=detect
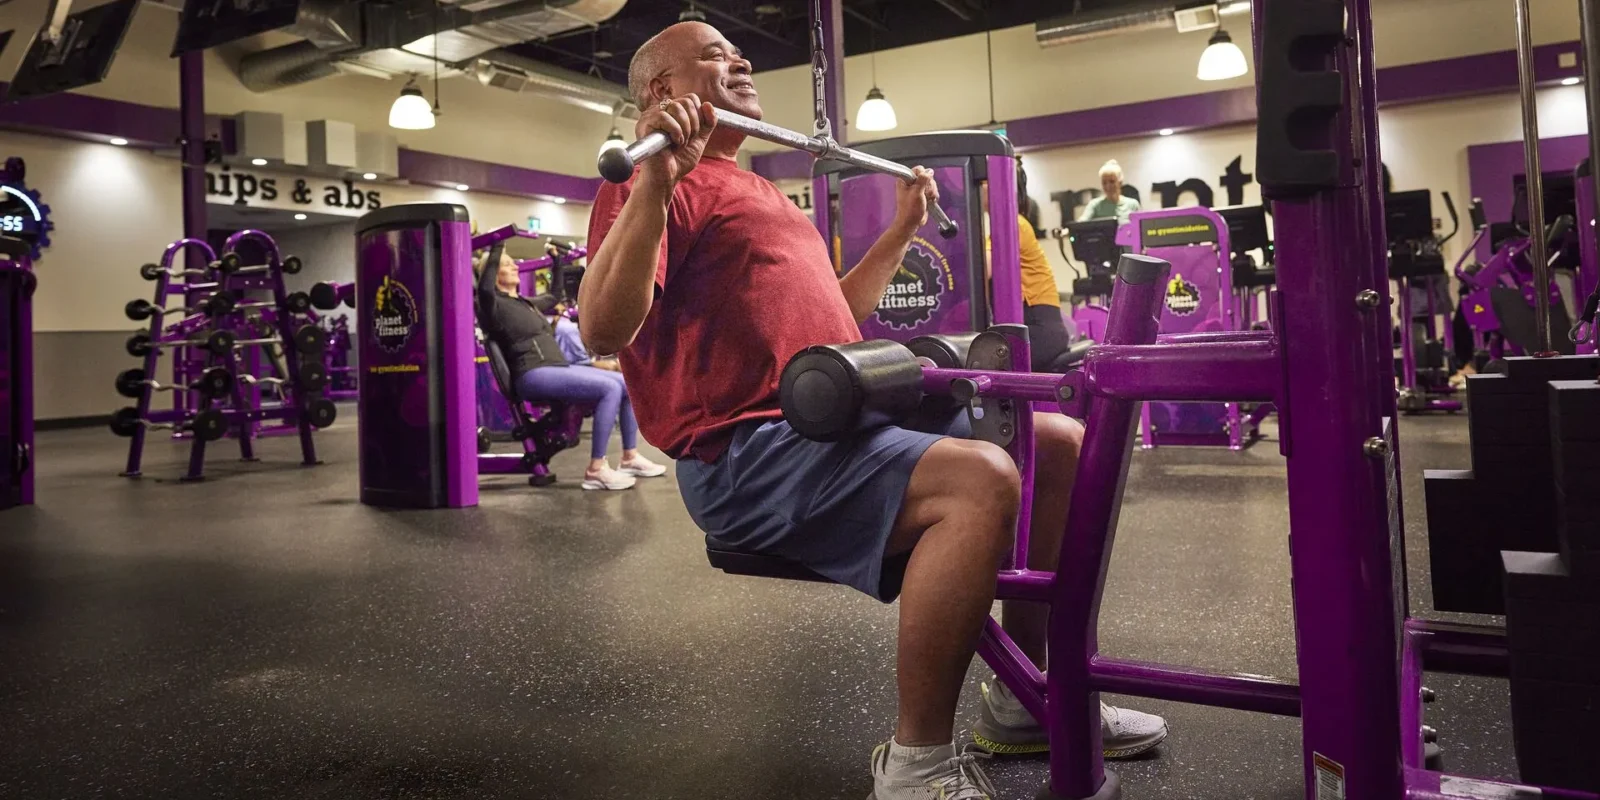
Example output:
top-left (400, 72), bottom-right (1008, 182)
top-left (1034, 412), bottom-right (1084, 469)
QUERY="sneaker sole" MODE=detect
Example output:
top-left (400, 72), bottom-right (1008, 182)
top-left (971, 727), bottom-right (1167, 760)
top-left (581, 481), bottom-right (635, 491)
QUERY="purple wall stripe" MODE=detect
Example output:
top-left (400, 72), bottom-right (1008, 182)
top-left (1377, 41), bottom-right (1582, 106)
top-left (396, 149), bottom-right (603, 203)
top-left (750, 149), bottom-right (816, 181)
top-left (1007, 87), bottom-right (1258, 152)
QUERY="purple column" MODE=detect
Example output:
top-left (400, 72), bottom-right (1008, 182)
top-left (987, 155), bottom-right (1023, 325)
top-left (179, 53), bottom-right (207, 274)
top-left (1263, 0), bottom-right (1408, 798)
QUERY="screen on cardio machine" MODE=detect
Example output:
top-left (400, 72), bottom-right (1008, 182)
top-left (4, 0), bottom-right (137, 101)
top-left (1511, 171), bottom-right (1578, 229)
top-left (1384, 189), bottom-right (1435, 244)
top-left (1217, 205), bottom-right (1271, 256)
top-left (1063, 218), bottom-right (1119, 272)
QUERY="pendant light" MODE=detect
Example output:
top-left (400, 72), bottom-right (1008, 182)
top-left (1197, 28), bottom-right (1248, 81)
top-left (855, 43), bottom-right (896, 132)
top-left (389, 78), bottom-right (436, 130)
top-left (599, 101), bottom-right (627, 157)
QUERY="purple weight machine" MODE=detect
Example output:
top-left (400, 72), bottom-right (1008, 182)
top-left (1568, 159), bottom-right (1598, 356)
top-left (697, 0), bottom-right (1600, 797)
top-left (1116, 205), bottom-right (1272, 449)
top-left (353, 209), bottom-right (590, 506)
top-left (116, 231), bottom-right (335, 481)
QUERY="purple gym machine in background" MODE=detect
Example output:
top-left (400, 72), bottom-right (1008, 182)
top-left (1573, 160), bottom-right (1598, 355)
top-left (816, 133), bottom-right (1023, 341)
top-left (1118, 205), bottom-right (1271, 449)
top-left (355, 204), bottom-right (477, 509)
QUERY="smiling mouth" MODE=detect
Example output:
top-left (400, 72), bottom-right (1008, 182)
top-left (728, 80), bottom-right (756, 93)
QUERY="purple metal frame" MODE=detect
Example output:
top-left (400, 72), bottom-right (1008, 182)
top-left (121, 237), bottom-right (215, 477)
top-left (1575, 169), bottom-right (1598, 355)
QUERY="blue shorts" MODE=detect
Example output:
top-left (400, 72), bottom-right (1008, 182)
top-left (678, 407), bottom-right (972, 603)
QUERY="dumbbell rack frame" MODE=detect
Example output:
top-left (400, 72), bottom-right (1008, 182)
top-left (121, 230), bottom-right (329, 480)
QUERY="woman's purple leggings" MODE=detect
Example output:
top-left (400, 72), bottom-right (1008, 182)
top-left (516, 365), bottom-right (638, 460)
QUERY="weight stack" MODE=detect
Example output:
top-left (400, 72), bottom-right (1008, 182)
top-left (1493, 366), bottom-right (1600, 793)
top-left (1423, 355), bottom-right (1599, 614)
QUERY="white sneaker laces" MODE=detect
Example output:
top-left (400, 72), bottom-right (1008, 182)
top-left (929, 746), bottom-right (998, 799)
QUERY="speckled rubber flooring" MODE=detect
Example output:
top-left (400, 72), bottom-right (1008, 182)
top-left (0, 413), bottom-right (1513, 799)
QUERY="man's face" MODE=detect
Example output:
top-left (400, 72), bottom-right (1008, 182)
top-left (659, 24), bottom-right (761, 119)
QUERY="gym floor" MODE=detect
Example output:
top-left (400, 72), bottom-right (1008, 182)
top-left (1, 415), bottom-right (1511, 799)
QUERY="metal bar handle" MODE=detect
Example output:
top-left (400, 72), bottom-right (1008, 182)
top-left (599, 108), bottom-right (959, 239)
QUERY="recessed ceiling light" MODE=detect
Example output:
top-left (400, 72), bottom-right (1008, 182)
top-left (1561, 77), bottom-right (1581, 86)
top-left (1159, 128), bottom-right (1175, 136)
top-left (109, 137), bottom-right (128, 146)
top-left (553, 197), bottom-right (566, 204)
top-left (363, 172), bottom-right (378, 180)
top-left (294, 213), bottom-right (308, 221)
top-left (251, 158), bottom-right (268, 166)
top-left (456, 184), bottom-right (470, 191)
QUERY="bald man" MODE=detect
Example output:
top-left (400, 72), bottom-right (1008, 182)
top-left (580, 22), bottom-right (1166, 799)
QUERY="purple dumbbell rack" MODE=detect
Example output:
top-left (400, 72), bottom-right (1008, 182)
top-left (119, 231), bottom-right (328, 481)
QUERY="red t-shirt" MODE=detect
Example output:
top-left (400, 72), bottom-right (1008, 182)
top-left (587, 156), bottom-right (862, 462)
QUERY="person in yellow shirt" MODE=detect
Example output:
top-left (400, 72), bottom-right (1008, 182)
top-left (1016, 164), bottom-right (1072, 371)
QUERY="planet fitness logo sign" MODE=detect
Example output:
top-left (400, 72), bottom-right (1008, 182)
top-left (875, 237), bottom-right (954, 331)
top-left (1165, 274), bottom-right (1201, 316)
top-left (373, 275), bottom-right (419, 353)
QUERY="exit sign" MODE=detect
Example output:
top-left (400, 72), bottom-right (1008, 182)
top-left (526, 216), bottom-right (542, 232)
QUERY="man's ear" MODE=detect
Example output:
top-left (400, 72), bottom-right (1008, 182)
top-left (647, 74), bottom-right (672, 104)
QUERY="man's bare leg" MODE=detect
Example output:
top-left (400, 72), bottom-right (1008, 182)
top-left (884, 438), bottom-right (1020, 745)
top-left (1002, 412), bottom-right (1084, 669)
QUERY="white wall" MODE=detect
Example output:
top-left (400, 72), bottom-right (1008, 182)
top-left (1019, 84), bottom-right (1592, 293)
top-left (3, 128), bottom-right (590, 333)
top-left (0, 0), bottom-right (621, 178)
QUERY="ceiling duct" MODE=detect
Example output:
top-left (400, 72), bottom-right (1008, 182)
top-left (1035, 2), bottom-right (1182, 47)
top-left (235, 0), bottom-right (626, 97)
top-left (470, 49), bottom-right (635, 116)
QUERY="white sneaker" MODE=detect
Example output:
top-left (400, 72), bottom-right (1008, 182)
top-left (971, 676), bottom-right (1167, 759)
top-left (619, 455), bottom-right (667, 478)
top-left (867, 740), bottom-right (998, 800)
top-left (581, 465), bottom-right (637, 491)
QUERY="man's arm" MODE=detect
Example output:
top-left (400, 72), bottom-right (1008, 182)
top-left (578, 177), bottom-right (672, 356)
top-left (579, 95), bottom-right (716, 357)
top-left (836, 167), bottom-right (937, 323)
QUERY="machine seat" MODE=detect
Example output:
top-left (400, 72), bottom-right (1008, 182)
top-left (1046, 338), bottom-right (1094, 373)
top-left (707, 544), bottom-right (912, 597)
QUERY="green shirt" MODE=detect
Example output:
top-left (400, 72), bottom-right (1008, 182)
top-left (1078, 195), bottom-right (1142, 225)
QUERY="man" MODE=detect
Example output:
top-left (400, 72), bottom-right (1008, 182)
top-left (581, 22), bottom-right (1167, 799)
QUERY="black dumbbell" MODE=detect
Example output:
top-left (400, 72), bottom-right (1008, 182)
top-left (306, 398), bottom-right (337, 429)
top-left (216, 253), bottom-right (242, 274)
top-left (205, 329), bottom-right (238, 356)
top-left (126, 333), bottom-right (154, 357)
top-left (139, 263), bottom-right (164, 281)
top-left (283, 292), bottom-right (312, 314)
top-left (298, 362), bottom-right (327, 391)
top-left (478, 427), bottom-right (492, 454)
top-left (116, 366), bottom-right (234, 399)
top-left (292, 324), bottom-right (325, 355)
top-left (202, 291), bottom-right (238, 317)
top-left (309, 282), bottom-right (346, 311)
top-left (127, 298), bottom-right (213, 322)
top-left (109, 407), bottom-right (227, 441)
top-left (282, 255), bottom-right (302, 275)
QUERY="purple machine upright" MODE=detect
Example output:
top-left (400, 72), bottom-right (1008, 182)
top-left (354, 204), bottom-right (478, 509)
top-left (815, 132), bottom-right (1023, 341)
top-left (0, 238), bottom-right (33, 510)
top-left (1574, 159), bottom-right (1598, 355)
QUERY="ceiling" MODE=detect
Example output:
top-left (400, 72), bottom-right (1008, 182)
top-left (504, 0), bottom-right (1134, 79)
